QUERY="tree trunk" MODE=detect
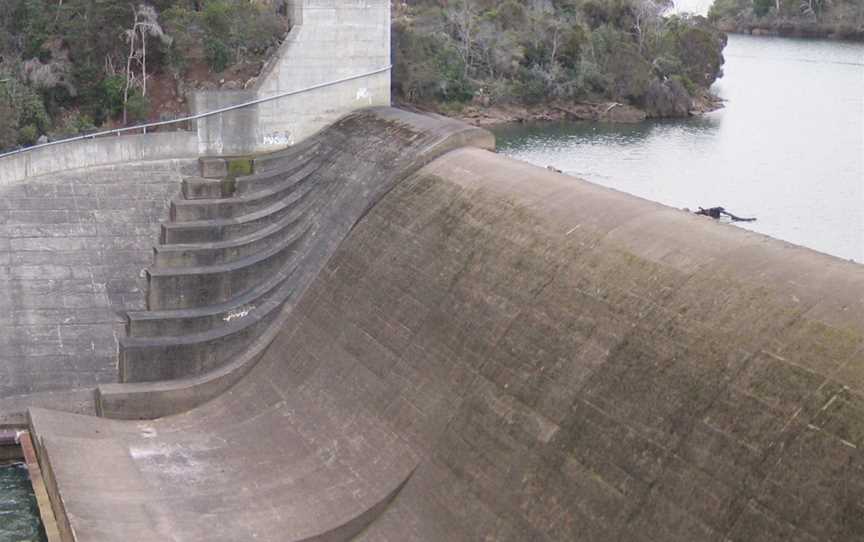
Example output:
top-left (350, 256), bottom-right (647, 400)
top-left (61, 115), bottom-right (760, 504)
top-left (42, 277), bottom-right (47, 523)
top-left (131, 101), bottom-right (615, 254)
top-left (141, 27), bottom-right (147, 97)
top-left (123, 29), bottom-right (136, 125)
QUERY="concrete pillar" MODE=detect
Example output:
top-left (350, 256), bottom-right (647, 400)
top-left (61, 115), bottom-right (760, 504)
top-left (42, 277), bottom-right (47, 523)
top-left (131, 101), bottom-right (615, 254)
top-left (195, 0), bottom-right (391, 156)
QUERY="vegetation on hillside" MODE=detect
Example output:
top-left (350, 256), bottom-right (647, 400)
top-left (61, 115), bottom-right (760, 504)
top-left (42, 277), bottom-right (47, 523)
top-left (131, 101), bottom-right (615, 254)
top-left (392, 0), bottom-right (727, 119)
top-left (0, 0), bottom-right (288, 152)
top-left (708, 0), bottom-right (864, 39)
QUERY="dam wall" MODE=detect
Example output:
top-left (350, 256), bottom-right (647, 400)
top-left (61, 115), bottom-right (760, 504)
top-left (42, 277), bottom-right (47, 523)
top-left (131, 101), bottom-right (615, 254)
top-left (26, 112), bottom-right (864, 541)
top-left (194, 0), bottom-right (390, 155)
top-left (0, 132), bottom-right (197, 187)
top-left (326, 149), bottom-right (864, 541)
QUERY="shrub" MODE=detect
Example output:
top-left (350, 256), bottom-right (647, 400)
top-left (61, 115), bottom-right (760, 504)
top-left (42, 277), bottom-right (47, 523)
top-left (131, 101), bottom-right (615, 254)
top-left (592, 25), bottom-right (653, 100)
top-left (204, 36), bottom-right (231, 72)
top-left (394, 25), bottom-right (473, 102)
top-left (100, 75), bottom-right (126, 118)
top-left (754, 0), bottom-right (774, 16)
top-left (661, 16), bottom-right (727, 88)
top-left (557, 26), bottom-right (589, 70)
top-left (49, 110), bottom-right (96, 139)
top-left (0, 100), bottom-right (18, 151)
top-left (643, 77), bottom-right (691, 117)
top-left (200, 0), bottom-right (284, 69)
top-left (513, 66), bottom-right (550, 104)
top-left (17, 85), bottom-right (50, 133)
top-left (125, 92), bottom-right (150, 123)
top-left (671, 74), bottom-right (697, 95)
top-left (18, 124), bottom-right (38, 146)
top-left (203, 1), bottom-right (232, 37)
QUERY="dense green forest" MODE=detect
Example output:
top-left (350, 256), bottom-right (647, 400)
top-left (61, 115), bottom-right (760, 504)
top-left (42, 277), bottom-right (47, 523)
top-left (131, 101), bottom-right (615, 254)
top-left (0, 0), bottom-right (287, 151)
top-left (393, 0), bottom-right (727, 118)
top-left (0, 0), bottom-right (730, 153)
top-left (709, 0), bottom-right (864, 39)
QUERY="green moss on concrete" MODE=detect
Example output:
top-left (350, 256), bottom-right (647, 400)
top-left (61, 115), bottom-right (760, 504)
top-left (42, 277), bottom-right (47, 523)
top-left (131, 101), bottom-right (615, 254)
top-left (227, 158), bottom-right (254, 177)
top-left (221, 177), bottom-right (236, 197)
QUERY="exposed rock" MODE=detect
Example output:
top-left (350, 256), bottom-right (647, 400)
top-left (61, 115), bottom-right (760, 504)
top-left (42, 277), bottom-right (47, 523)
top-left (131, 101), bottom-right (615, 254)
top-left (643, 78), bottom-right (691, 118)
top-left (603, 103), bottom-right (647, 123)
top-left (690, 90), bottom-right (725, 115)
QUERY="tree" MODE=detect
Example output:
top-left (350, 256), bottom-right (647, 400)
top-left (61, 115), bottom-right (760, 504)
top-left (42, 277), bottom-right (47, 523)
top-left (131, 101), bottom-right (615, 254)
top-left (633, 0), bottom-right (672, 52)
top-left (122, 4), bottom-right (170, 124)
top-left (446, 0), bottom-right (479, 78)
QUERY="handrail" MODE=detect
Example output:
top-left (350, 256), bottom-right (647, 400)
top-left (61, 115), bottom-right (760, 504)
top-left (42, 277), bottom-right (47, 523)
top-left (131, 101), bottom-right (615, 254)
top-left (0, 65), bottom-right (392, 160)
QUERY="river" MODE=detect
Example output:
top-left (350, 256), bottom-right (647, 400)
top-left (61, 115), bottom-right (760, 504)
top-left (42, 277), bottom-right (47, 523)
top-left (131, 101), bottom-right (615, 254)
top-left (494, 33), bottom-right (864, 262)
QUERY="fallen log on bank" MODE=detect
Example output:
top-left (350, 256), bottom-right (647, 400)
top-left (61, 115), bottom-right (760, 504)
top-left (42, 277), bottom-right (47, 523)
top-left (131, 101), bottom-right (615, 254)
top-left (696, 206), bottom-right (757, 222)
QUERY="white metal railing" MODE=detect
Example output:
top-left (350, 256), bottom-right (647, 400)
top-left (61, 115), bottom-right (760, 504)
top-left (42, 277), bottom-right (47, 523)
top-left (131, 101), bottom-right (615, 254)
top-left (0, 65), bottom-right (391, 160)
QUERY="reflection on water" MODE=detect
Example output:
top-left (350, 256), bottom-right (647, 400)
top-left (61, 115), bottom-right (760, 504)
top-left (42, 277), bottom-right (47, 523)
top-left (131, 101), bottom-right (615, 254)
top-left (494, 34), bottom-right (864, 262)
top-left (0, 462), bottom-right (46, 542)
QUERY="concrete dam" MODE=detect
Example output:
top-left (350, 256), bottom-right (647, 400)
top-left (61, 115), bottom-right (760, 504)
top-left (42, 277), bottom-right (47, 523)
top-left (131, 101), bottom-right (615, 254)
top-left (0, 106), bottom-right (860, 541)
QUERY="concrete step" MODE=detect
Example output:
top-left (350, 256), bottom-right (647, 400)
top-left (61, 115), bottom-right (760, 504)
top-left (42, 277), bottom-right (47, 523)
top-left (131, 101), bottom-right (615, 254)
top-left (181, 176), bottom-right (231, 200)
top-left (119, 293), bottom-right (285, 382)
top-left (120, 244), bottom-right (311, 381)
top-left (146, 219), bottom-right (310, 310)
top-left (233, 140), bottom-right (325, 195)
top-left (122, 215), bottom-right (315, 381)
top-left (170, 159), bottom-right (321, 222)
top-left (160, 180), bottom-right (315, 244)
top-left (153, 207), bottom-right (310, 268)
top-left (249, 138), bottom-right (323, 177)
top-left (126, 261), bottom-right (293, 338)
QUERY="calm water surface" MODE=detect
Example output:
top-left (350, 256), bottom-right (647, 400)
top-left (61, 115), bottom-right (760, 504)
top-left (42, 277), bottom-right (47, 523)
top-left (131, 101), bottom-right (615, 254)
top-left (0, 462), bottom-right (46, 542)
top-left (494, 34), bottom-right (864, 262)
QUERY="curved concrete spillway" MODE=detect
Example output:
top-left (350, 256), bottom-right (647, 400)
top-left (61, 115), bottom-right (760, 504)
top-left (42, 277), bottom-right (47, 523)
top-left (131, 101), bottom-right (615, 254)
top-left (100, 108), bottom-right (493, 419)
top-left (28, 112), bottom-right (864, 541)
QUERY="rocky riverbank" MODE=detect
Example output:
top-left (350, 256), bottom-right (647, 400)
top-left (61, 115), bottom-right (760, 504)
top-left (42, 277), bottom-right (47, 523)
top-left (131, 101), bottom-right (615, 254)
top-left (717, 18), bottom-right (864, 41)
top-left (413, 91), bottom-right (725, 128)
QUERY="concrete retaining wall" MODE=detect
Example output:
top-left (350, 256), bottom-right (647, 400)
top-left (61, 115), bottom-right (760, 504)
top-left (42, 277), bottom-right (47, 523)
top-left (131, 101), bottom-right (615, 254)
top-left (194, 0), bottom-right (390, 155)
top-left (0, 131), bottom-right (198, 187)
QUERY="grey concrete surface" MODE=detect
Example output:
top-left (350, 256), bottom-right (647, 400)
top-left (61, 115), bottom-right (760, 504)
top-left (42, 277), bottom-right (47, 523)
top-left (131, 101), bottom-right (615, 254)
top-left (195, 0), bottom-right (390, 155)
top-left (0, 159), bottom-right (193, 411)
top-left (0, 132), bottom-right (197, 186)
top-left (27, 116), bottom-right (864, 542)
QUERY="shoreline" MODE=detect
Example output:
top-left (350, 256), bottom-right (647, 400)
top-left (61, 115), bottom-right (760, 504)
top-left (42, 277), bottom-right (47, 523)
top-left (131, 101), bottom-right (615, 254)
top-left (408, 92), bottom-right (725, 128)
top-left (717, 19), bottom-right (864, 42)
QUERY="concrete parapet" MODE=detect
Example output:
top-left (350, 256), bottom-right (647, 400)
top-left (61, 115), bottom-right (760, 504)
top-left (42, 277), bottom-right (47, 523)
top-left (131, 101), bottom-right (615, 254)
top-left (0, 132), bottom-right (197, 186)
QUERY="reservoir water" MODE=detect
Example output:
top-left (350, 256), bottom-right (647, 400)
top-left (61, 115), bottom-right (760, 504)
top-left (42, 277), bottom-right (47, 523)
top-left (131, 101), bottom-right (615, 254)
top-left (0, 462), bottom-right (46, 542)
top-left (494, 33), bottom-right (864, 262)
